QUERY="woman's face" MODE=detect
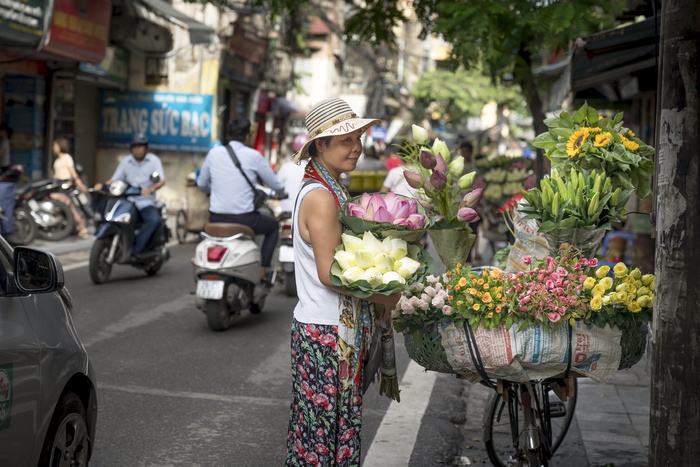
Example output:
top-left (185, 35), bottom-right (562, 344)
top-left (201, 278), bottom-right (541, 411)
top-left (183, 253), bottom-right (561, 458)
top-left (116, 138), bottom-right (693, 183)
top-left (316, 129), bottom-right (364, 178)
top-left (52, 142), bottom-right (61, 155)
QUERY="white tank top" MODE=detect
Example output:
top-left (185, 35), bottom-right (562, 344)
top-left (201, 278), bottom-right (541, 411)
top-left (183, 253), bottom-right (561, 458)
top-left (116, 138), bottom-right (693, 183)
top-left (292, 182), bottom-right (343, 325)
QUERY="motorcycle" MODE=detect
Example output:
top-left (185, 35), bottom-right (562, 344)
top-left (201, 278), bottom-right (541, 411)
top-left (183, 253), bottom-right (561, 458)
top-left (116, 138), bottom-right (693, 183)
top-left (192, 185), bottom-right (282, 331)
top-left (276, 211), bottom-right (296, 297)
top-left (15, 178), bottom-right (76, 241)
top-left (89, 173), bottom-right (171, 284)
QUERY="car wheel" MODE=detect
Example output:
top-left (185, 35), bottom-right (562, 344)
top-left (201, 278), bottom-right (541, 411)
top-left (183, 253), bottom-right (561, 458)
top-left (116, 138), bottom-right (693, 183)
top-left (89, 237), bottom-right (113, 284)
top-left (38, 392), bottom-right (91, 467)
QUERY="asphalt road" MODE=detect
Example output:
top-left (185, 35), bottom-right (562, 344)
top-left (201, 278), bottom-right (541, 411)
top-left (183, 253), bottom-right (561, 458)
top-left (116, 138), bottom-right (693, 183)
top-left (63, 242), bottom-right (415, 466)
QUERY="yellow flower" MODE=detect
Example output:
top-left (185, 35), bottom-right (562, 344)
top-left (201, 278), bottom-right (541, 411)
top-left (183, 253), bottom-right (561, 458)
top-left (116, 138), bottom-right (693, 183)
top-left (630, 268), bottom-right (642, 280)
top-left (650, 279), bottom-right (655, 291)
top-left (638, 286), bottom-right (651, 296)
top-left (600, 277), bottom-right (613, 290)
top-left (487, 312), bottom-right (494, 318)
top-left (477, 278), bottom-right (485, 285)
top-left (473, 303), bottom-right (481, 311)
top-left (592, 284), bottom-right (606, 296)
top-left (590, 295), bottom-right (603, 310)
top-left (468, 288), bottom-right (478, 295)
top-left (454, 285), bottom-right (461, 291)
top-left (610, 293), bottom-right (623, 304)
top-left (456, 300), bottom-right (464, 306)
top-left (626, 130), bottom-right (636, 138)
top-left (583, 277), bottom-right (596, 289)
top-left (622, 275), bottom-right (635, 284)
top-left (483, 283), bottom-right (490, 290)
top-left (495, 306), bottom-right (502, 313)
top-left (595, 265), bottom-right (610, 279)
top-left (602, 294), bottom-right (612, 305)
top-left (641, 274), bottom-right (654, 286)
top-left (458, 277), bottom-right (467, 287)
top-left (566, 129), bottom-right (589, 157)
top-left (613, 262), bottom-right (628, 278)
top-left (490, 268), bottom-right (502, 278)
top-left (621, 135), bottom-right (640, 151)
top-left (580, 126), bottom-right (601, 133)
top-left (593, 132), bottom-right (613, 147)
top-left (637, 295), bottom-right (653, 308)
top-left (628, 301), bottom-right (642, 313)
top-left (482, 292), bottom-right (493, 303)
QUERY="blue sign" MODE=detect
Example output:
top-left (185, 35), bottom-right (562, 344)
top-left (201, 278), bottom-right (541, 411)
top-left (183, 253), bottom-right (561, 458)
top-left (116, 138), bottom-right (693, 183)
top-left (98, 90), bottom-right (213, 153)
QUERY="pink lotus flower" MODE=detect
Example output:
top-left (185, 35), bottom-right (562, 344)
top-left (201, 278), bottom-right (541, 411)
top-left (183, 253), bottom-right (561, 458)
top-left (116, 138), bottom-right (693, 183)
top-left (404, 170), bottom-right (424, 189)
top-left (434, 153), bottom-right (447, 172)
top-left (462, 188), bottom-right (484, 208)
top-left (347, 192), bottom-right (425, 228)
top-left (457, 207), bottom-right (480, 223)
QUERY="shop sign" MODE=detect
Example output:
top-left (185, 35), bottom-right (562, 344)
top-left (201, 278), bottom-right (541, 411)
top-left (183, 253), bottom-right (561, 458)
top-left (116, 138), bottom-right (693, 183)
top-left (0, 0), bottom-right (47, 47)
top-left (227, 23), bottom-right (267, 64)
top-left (79, 46), bottom-right (128, 87)
top-left (98, 90), bottom-right (214, 153)
top-left (0, 52), bottom-right (47, 76)
top-left (41, 0), bottom-right (111, 64)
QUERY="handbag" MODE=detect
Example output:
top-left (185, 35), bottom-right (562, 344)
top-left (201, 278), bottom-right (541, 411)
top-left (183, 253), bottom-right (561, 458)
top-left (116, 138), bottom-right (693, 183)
top-left (363, 325), bottom-right (382, 394)
top-left (224, 144), bottom-right (266, 211)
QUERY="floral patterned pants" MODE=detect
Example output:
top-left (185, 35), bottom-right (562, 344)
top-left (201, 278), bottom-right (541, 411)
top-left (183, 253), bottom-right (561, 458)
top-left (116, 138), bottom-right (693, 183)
top-left (286, 319), bottom-right (363, 466)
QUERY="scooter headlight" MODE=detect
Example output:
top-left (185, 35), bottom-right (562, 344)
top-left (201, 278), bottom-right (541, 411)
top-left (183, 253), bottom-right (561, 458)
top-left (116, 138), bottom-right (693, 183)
top-left (109, 180), bottom-right (128, 196)
top-left (113, 213), bottom-right (131, 224)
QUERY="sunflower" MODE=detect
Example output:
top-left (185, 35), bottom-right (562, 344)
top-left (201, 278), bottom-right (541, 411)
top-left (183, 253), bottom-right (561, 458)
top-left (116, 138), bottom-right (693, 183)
top-left (566, 129), bottom-right (589, 157)
top-left (621, 135), bottom-right (640, 151)
top-left (593, 132), bottom-right (613, 148)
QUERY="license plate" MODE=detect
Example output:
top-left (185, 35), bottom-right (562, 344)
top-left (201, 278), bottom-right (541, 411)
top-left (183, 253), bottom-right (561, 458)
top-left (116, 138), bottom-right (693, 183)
top-left (196, 280), bottom-right (224, 299)
top-left (279, 245), bottom-right (294, 263)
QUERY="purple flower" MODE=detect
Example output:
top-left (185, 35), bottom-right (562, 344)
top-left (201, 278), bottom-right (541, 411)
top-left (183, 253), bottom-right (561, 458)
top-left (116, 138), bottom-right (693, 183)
top-left (457, 207), bottom-right (480, 223)
top-left (419, 150), bottom-right (437, 169)
top-left (434, 153), bottom-right (447, 173)
top-left (462, 188), bottom-right (484, 208)
top-left (430, 170), bottom-right (447, 191)
top-left (404, 170), bottom-right (424, 189)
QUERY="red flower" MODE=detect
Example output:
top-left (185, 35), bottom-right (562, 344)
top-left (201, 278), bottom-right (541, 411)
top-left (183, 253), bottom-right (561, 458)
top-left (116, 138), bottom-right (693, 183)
top-left (315, 444), bottom-right (329, 455)
top-left (294, 439), bottom-right (305, 456)
top-left (319, 334), bottom-right (337, 349)
top-left (312, 393), bottom-right (330, 407)
top-left (303, 353), bottom-right (311, 365)
top-left (340, 428), bottom-right (356, 441)
top-left (323, 384), bottom-right (337, 396)
top-left (325, 367), bottom-right (334, 379)
top-left (316, 428), bottom-right (325, 438)
top-left (301, 381), bottom-right (313, 399)
top-left (305, 324), bottom-right (321, 340)
top-left (297, 364), bottom-right (308, 379)
top-left (336, 445), bottom-right (353, 462)
top-left (304, 451), bottom-right (319, 464)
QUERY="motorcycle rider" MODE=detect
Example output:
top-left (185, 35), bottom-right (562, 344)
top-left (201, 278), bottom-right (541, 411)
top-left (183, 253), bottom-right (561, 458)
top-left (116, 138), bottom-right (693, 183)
top-left (0, 123), bottom-right (17, 241)
top-left (197, 117), bottom-right (285, 285)
top-left (276, 134), bottom-right (308, 214)
top-left (101, 133), bottom-right (165, 257)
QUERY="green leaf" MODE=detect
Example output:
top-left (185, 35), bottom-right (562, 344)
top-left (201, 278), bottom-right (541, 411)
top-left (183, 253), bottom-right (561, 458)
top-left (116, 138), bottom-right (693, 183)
top-left (538, 220), bottom-right (558, 233)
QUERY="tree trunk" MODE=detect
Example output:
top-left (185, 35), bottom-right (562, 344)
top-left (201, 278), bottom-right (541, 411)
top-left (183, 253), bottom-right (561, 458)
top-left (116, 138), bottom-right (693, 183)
top-left (514, 45), bottom-right (549, 180)
top-left (649, 1), bottom-right (700, 463)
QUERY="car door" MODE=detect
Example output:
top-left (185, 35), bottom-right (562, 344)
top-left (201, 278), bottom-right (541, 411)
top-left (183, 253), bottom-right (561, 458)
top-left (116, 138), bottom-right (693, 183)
top-left (0, 240), bottom-right (41, 465)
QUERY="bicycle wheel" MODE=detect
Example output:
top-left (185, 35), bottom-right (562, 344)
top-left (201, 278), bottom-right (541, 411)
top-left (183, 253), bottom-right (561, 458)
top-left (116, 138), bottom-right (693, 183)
top-left (483, 380), bottom-right (577, 466)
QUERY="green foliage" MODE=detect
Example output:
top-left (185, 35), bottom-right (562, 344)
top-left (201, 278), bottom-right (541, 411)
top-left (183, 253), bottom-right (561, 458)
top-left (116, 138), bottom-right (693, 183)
top-left (411, 69), bottom-right (526, 125)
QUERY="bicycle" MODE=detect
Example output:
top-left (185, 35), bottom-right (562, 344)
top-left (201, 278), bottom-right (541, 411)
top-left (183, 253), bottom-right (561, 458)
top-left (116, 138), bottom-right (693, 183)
top-left (482, 377), bottom-right (578, 466)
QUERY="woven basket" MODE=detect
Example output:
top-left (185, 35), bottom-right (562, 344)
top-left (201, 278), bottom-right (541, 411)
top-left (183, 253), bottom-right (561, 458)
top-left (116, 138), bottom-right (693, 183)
top-left (404, 321), bottom-right (649, 375)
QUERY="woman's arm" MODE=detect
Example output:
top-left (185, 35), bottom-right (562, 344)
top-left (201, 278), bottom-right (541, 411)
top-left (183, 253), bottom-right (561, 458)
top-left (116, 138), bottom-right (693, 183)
top-left (67, 160), bottom-right (88, 192)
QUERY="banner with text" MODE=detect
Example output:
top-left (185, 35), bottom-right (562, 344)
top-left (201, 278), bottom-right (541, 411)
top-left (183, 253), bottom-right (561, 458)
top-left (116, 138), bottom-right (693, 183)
top-left (98, 90), bottom-right (213, 153)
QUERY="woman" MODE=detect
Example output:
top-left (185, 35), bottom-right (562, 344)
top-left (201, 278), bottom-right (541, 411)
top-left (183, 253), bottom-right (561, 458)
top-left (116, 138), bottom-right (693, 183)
top-left (286, 98), bottom-right (400, 466)
top-left (51, 137), bottom-right (89, 238)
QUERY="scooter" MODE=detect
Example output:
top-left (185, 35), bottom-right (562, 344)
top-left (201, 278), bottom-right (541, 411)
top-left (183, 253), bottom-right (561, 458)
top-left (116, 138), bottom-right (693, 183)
top-left (16, 178), bottom-right (76, 241)
top-left (89, 174), bottom-right (171, 284)
top-left (277, 211), bottom-right (296, 297)
top-left (192, 185), bottom-right (281, 331)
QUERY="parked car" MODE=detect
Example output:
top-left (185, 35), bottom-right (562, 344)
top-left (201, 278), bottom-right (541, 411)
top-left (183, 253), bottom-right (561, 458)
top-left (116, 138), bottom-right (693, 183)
top-left (0, 239), bottom-right (97, 466)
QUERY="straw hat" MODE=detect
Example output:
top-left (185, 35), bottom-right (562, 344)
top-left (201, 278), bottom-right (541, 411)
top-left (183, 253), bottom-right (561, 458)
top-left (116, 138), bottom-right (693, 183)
top-left (294, 97), bottom-right (380, 163)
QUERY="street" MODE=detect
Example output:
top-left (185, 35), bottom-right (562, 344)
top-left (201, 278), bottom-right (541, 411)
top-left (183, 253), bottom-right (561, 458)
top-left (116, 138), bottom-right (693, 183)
top-left (63, 242), bottom-right (411, 466)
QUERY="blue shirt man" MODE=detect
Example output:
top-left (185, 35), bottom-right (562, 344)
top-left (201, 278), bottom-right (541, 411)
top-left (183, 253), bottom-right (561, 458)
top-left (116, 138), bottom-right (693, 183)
top-left (197, 117), bottom-right (285, 284)
top-left (107, 133), bottom-right (165, 254)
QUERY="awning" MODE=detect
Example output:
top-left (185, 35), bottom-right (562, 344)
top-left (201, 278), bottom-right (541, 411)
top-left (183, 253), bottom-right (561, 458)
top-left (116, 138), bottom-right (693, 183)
top-left (139, 0), bottom-right (219, 45)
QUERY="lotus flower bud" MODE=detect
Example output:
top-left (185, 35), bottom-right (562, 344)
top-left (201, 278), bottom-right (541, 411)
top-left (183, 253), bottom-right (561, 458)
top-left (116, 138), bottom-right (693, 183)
top-left (362, 231), bottom-right (384, 255)
top-left (382, 271), bottom-right (406, 285)
top-left (419, 150), bottom-right (437, 169)
top-left (448, 156), bottom-right (464, 177)
top-left (405, 213), bottom-right (426, 230)
top-left (457, 207), bottom-right (480, 223)
top-left (341, 232), bottom-right (364, 253)
top-left (403, 170), bottom-right (424, 189)
top-left (354, 249), bottom-right (375, 269)
top-left (462, 188), bottom-right (483, 208)
top-left (434, 153), bottom-right (447, 172)
top-left (430, 170), bottom-right (447, 191)
top-left (334, 250), bottom-right (357, 270)
top-left (374, 252), bottom-right (394, 273)
top-left (432, 139), bottom-right (451, 163)
top-left (458, 171), bottom-right (476, 189)
top-left (385, 237), bottom-right (408, 260)
top-left (361, 267), bottom-right (384, 287)
top-left (394, 256), bottom-right (421, 279)
top-left (341, 266), bottom-right (366, 284)
top-left (347, 202), bottom-right (367, 218)
top-left (412, 125), bottom-right (429, 144)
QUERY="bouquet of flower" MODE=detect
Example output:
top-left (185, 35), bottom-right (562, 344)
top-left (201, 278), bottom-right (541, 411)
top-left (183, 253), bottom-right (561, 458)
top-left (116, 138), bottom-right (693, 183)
top-left (518, 167), bottom-right (633, 233)
top-left (581, 261), bottom-right (654, 332)
top-left (330, 231), bottom-right (433, 298)
top-left (396, 125), bottom-right (482, 227)
top-left (340, 192), bottom-right (428, 243)
top-left (531, 102), bottom-right (654, 199)
top-left (475, 156), bottom-right (536, 207)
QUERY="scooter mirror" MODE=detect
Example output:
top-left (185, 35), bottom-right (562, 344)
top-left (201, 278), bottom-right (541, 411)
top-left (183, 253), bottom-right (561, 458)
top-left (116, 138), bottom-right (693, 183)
top-left (150, 172), bottom-right (161, 183)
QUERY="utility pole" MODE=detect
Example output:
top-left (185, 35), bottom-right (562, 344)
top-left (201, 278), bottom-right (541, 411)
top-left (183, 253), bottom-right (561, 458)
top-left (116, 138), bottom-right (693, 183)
top-left (650, 0), bottom-right (700, 463)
